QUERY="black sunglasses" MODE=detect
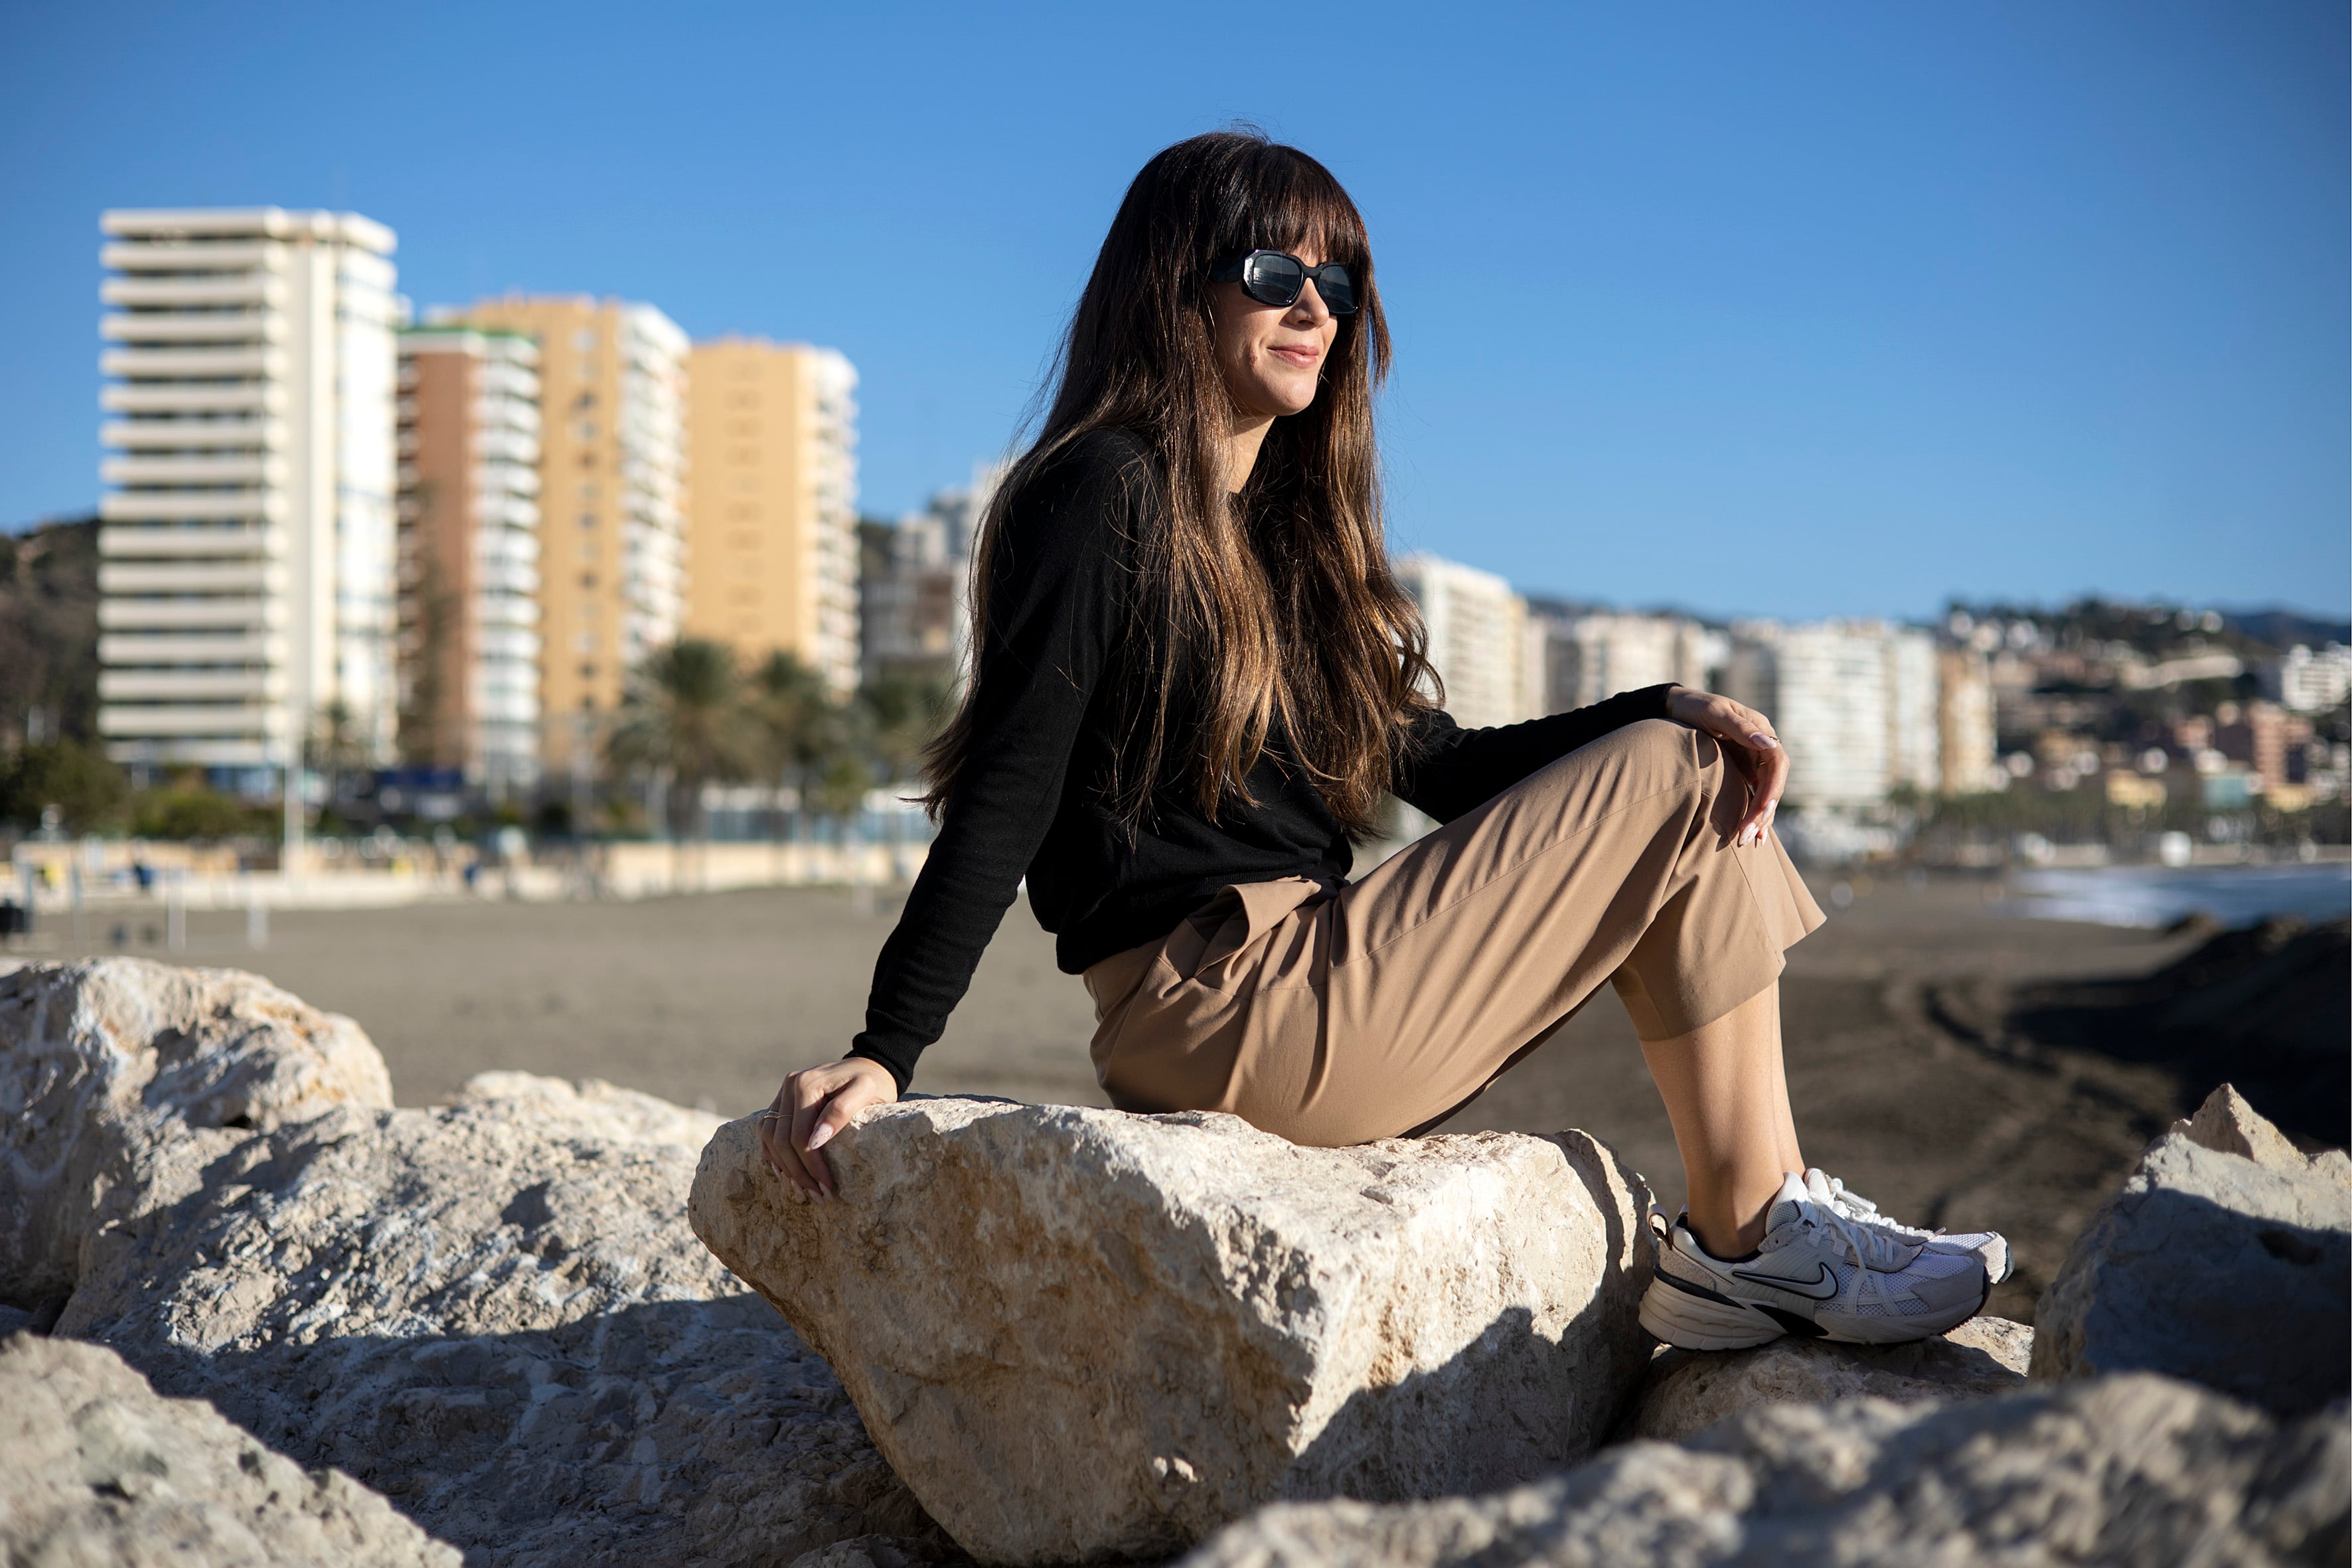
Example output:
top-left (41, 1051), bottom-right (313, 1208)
top-left (1211, 250), bottom-right (1360, 316)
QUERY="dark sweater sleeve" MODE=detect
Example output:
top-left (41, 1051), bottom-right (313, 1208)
top-left (1393, 684), bottom-right (1680, 823)
top-left (846, 435), bottom-right (1142, 1091)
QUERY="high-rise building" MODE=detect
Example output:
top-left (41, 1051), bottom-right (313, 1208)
top-left (2268, 644), bottom-right (2352, 714)
top-left (1936, 647), bottom-right (1999, 794)
top-left (394, 327), bottom-right (542, 794)
top-left (1884, 625), bottom-right (1941, 795)
top-left (1731, 621), bottom-right (1891, 809)
top-left (859, 466), bottom-right (998, 691)
top-left (1395, 553), bottom-right (1531, 730)
top-left (96, 208), bottom-right (400, 777)
top-left (1528, 607), bottom-right (1725, 715)
top-left (682, 337), bottom-right (860, 692)
top-left (451, 296), bottom-right (688, 771)
top-left (1730, 619), bottom-right (1964, 808)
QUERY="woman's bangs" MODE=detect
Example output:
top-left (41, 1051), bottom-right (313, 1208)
top-left (1238, 155), bottom-right (1370, 269)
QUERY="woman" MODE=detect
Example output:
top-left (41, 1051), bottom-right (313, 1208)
top-left (761, 130), bottom-right (2005, 1352)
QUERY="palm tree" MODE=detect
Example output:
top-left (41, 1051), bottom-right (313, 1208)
top-left (605, 640), bottom-right (763, 848)
top-left (747, 651), bottom-right (842, 843)
top-left (858, 674), bottom-right (951, 877)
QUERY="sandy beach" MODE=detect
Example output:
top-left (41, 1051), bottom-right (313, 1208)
top-left (23, 872), bottom-right (2268, 1322)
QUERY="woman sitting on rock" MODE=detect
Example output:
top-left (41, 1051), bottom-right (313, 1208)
top-left (761, 129), bottom-right (2006, 1353)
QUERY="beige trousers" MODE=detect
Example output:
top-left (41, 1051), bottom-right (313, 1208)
top-left (1081, 718), bottom-right (1826, 1147)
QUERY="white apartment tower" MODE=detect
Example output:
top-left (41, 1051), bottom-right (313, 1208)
top-left (1532, 610), bottom-right (1727, 714)
top-left (1395, 553), bottom-right (1532, 730)
top-left (1727, 619), bottom-right (1944, 809)
top-left (96, 208), bottom-right (401, 777)
top-left (1883, 625), bottom-right (1942, 795)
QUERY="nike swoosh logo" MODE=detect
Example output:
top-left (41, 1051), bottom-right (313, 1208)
top-left (1729, 1261), bottom-right (1840, 1301)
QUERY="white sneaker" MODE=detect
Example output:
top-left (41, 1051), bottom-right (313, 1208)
top-left (1802, 1168), bottom-right (2013, 1284)
top-left (1639, 1172), bottom-right (1992, 1350)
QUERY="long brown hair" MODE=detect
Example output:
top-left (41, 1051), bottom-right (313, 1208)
top-left (922, 128), bottom-right (1435, 838)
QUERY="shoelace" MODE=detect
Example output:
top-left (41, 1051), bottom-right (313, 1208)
top-left (1808, 1171), bottom-right (1945, 1243)
top-left (1788, 1199), bottom-right (1913, 1318)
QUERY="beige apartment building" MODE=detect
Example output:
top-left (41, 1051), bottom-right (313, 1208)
top-left (451, 295), bottom-right (688, 773)
top-left (684, 337), bottom-right (860, 693)
top-left (394, 327), bottom-right (542, 794)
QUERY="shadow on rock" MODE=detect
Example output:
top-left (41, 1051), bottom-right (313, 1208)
top-left (89, 1298), bottom-right (931, 1567)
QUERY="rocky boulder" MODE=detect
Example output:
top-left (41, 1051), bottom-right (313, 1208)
top-left (2032, 1083), bottom-right (2351, 1415)
top-left (1622, 1315), bottom-right (2032, 1443)
top-left (0, 1332), bottom-right (460, 1567)
top-left (0, 957), bottom-right (391, 1303)
top-left (1180, 1372), bottom-right (2351, 1567)
top-left (690, 1099), bottom-right (1656, 1566)
top-left (0, 958), bottom-right (943, 1568)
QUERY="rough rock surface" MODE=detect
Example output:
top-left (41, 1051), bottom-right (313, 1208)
top-left (451, 1067), bottom-right (724, 1150)
top-left (0, 957), bottom-right (392, 1301)
top-left (54, 1085), bottom-right (939, 1567)
top-left (0, 1332), bottom-right (460, 1567)
top-left (1624, 1315), bottom-right (2032, 1443)
top-left (1, 954), bottom-right (939, 1567)
top-left (2032, 1083), bottom-right (2351, 1415)
top-left (692, 1099), bottom-right (1656, 1566)
top-left (1180, 1372), bottom-right (2351, 1567)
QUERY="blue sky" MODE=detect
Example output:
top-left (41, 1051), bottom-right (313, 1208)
top-left (2, 1), bottom-right (2344, 621)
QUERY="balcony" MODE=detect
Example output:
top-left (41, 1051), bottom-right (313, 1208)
top-left (477, 429), bottom-right (538, 465)
top-left (98, 596), bottom-right (279, 631)
top-left (477, 627), bottom-right (540, 660)
top-left (102, 240), bottom-right (286, 273)
top-left (103, 416), bottom-right (283, 451)
top-left (103, 275), bottom-right (285, 309)
top-left (102, 345), bottom-right (284, 379)
top-left (476, 560), bottom-right (537, 596)
top-left (475, 600), bottom-right (541, 634)
top-left (100, 524), bottom-right (279, 559)
top-left (98, 702), bottom-right (281, 739)
top-left (103, 453), bottom-right (283, 487)
top-left (101, 490), bottom-right (280, 523)
top-left (100, 668), bottom-right (285, 702)
top-left (100, 631), bottom-right (281, 665)
top-left (101, 559), bottom-right (284, 595)
top-left (102, 384), bottom-right (280, 415)
top-left (473, 528), bottom-right (539, 567)
top-left (101, 312), bottom-right (282, 345)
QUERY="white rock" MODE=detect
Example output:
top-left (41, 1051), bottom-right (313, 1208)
top-left (0, 958), bottom-right (391, 1302)
top-left (453, 1068), bottom-right (724, 1151)
top-left (690, 1099), bottom-right (1657, 1566)
top-left (0, 958), bottom-right (941, 1567)
top-left (58, 1094), bottom-right (942, 1567)
top-left (1181, 1372), bottom-right (2351, 1567)
top-left (1623, 1315), bottom-right (2032, 1443)
top-left (2032, 1083), bottom-right (2351, 1415)
top-left (0, 1332), bottom-right (461, 1567)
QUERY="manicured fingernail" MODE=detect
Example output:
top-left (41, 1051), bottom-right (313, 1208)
top-left (1751, 734), bottom-right (1777, 749)
top-left (806, 1125), bottom-right (834, 1152)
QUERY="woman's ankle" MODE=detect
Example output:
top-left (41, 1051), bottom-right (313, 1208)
top-left (1684, 1172), bottom-right (1787, 1258)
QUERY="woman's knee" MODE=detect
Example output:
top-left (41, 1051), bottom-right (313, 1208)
top-left (1616, 717), bottom-right (1721, 777)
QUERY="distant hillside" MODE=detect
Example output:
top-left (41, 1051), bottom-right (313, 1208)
top-left (2221, 607), bottom-right (2351, 653)
top-left (0, 516), bottom-right (101, 746)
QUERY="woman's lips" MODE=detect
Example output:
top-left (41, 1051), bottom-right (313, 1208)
top-left (1270, 344), bottom-right (1320, 368)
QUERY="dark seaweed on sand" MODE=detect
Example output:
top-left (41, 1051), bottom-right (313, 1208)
top-left (2008, 915), bottom-right (2351, 1149)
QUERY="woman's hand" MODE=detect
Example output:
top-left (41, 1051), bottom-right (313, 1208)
top-left (758, 1056), bottom-right (899, 1199)
top-left (1664, 688), bottom-right (1788, 848)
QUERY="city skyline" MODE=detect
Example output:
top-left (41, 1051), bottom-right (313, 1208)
top-left (3, 2), bottom-right (2346, 623)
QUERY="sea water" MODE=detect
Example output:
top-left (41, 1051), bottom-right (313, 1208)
top-left (2005, 862), bottom-right (2352, 929)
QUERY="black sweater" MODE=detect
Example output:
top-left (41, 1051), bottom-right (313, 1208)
top-left (848, 429), bottom-right (1675, 1091)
